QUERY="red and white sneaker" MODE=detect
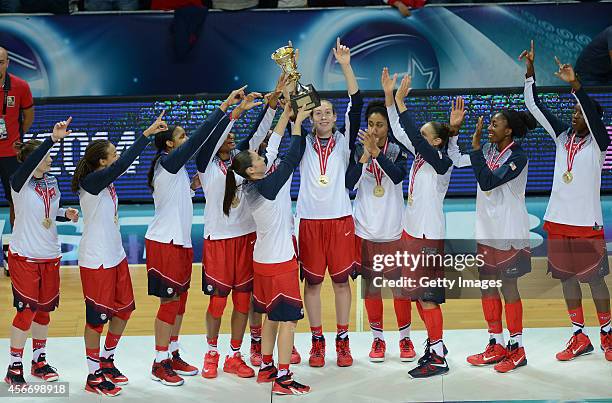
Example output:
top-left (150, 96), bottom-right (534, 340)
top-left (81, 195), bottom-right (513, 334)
top-left (399, 337), bottom-right (417, 362)
top-left (291, 346), bottom-right (301, 365)
top-left (467, 339), bottom-right (507, 366)
top-left (309, 337), bottom-right (325, 368)
top-left (31, 354), bottom-right (59, 382)
top-left (201, 351), bottom-right (219, 379)
top-left (556, 331), bottom-right (594, 361)
top-left (171, 351), bottom-right (198, 376)
top-left (336, 337), bottom-right (353, 367)
top-left (151, 359), bottom-right (184, 386)
top-left (257, 363), bottom-right (277, 383)
top-left (250, 339), bottom-right (262, 366)
top-left (494, 342), bottom-right (527, 373)
top-left (223, 352), bottom-right (255, 378)
top-left (272, 372), bottom-right (311, 395)
top-left (99, 357), bottom-right (128, 385)
top-left (601, 331), bottom-right (612, 361)
top-left (85, 370), bottom-right (122, 397)
top-left (369, 338), bottom-right (386, 362)
top-left (5, 362), bottom-right (26, 386)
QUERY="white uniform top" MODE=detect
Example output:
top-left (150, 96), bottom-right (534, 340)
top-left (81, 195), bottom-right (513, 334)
top-left (145, 161), bottom-right (193, 247)
top-left (524, 76), bottom-right (607, 227)
top-left (264, 132), bottom-right (295, 238)
top-left (200, 107), bottom-right (276, 240)
top-left (388, 106), bottom-right (452, 240)
top-left (9, 138), bottom-right (65, 260)
top-left (351, 142), bottom-right (405, 242)
top-left (296, 97), bottom-right (358, 220)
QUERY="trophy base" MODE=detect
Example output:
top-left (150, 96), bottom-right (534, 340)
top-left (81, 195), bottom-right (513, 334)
top-left (291, 84), bottom-right (321, 112)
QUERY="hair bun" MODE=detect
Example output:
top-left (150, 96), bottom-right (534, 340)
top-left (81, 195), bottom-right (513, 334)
top-left (519, 111), bottom-right (537, 131)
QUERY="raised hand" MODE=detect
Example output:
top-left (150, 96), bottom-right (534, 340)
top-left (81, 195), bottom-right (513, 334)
top-left (222, 85), bottom-right (247, 111)
top-left (449, 96), bottom-right (465, 135)
top-left (518, 40), bottom-right (535, 77)
top-left (52, 116), bottom-right (73, 141)
top-left (333, 37), bottom-right (351, 66)
top-left (143, 111), bottom-right (168, 137)
top-left (554, 57), bottom-right (577, 84)
top-left (65, 207), bottom-right (79, 223)
top-left (239, 92), bottom-right (264, 111)
top-left (472, 116), bottom-right (484, 151)
top-left (191, 173), bottom-right (202, 191)
top-left (381, 67), bottom-right (398, 94)
top-left (394, 74), bottom-right (412, 112)
top-left (294, 105), bottom-right (311, 125)
top-left (357, 129), bottom-right (371, 163)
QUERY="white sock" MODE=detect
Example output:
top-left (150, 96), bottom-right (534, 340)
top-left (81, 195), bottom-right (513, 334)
top-left (155, 350), bottom-right (170, 363)
top-left (601, 320), bottom-right (611, 334)
top-left (33, 347), bottom-right (46, 362)
top-left (87, 357), bottom-right (99, 374)
top-left (9, 353), bottom-right (22, 365)
top-left (169, 340), bottom-right (179, 354)
top-left (510, 333), bottom-right (523, 348)
top-left (490, 333), bottom-right (505, 346)
top-left (572, 322), bottom-right (585, 334)
top-left (277, 368), bottom-right (289, 378)
top-left (430, 340), bottom-right (444, 357)
top-left (399, 324), bottom-right (411, 340)
top-left (100, 346), bottom-right (115, 360)
top-left (370, 325), bottom-right (384, 341)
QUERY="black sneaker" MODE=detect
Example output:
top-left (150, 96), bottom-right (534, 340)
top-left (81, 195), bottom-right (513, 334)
top-left (99, 357), bottom-right (129, 385)
top-left (85, 369), bottom-right (122, 396)
top-left (272, 372), bottom-right (311, 395)
top-left (409, 350), bottom-right (449, 379)
top-left (31, 354), bottom-right (59, 382)
top-left (4, 362), bottom-right (26, 385)
top-left (417, 339), bottom-right (448, 365)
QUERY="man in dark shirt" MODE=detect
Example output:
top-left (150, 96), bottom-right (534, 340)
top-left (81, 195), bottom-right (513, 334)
top-left (575, 26), bottom-right (612, 85)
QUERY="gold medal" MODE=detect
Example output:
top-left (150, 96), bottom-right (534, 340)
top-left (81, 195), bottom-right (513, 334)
top-left (407, 193), bottom-right (414, 206)
top-left (318, 174), bottom-right (330, 187)
top-left (42, 218), bottom-right (52, 229)
top-left (562, 171), bottom-right (573, 184)
top-left (373, 185), bottom-right (385, 198)
top-left (231, 195), bottom-right (240, 208)
top-left (114, 215), bottom-right (119, 225)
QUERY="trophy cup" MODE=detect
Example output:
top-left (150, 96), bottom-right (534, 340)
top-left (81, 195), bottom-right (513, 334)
top-left (271, 45), bottom-right (321, 111)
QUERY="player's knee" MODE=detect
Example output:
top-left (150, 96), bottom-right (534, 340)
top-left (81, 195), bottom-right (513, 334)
top-left (177, 291), bottom-right (188, 315)
top-left (157, 300), bottom-right (180, 325)
top-left (12, 309), bottom-right (35, 331)
top-left (113, 309), bottom-right (132, 321)
top-left (33, 310), bottom-right (50, 326)
top-left (232, 292), bottom-right (250, 315)
top-left (207, 295), bottom-right (227, 319)
top-left (86, 322), bottom-right (104, 334)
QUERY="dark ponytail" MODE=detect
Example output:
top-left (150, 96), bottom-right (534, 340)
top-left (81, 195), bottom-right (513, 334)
top-left (222, 150), bottom-right (253, 216)
top-left (14, 139), bottom-right (43, 163)
top-left (429, 121), bottom-right (452, 148)
top-left (71, 139), bottom-right (112, 193)
top-left (499, 110), bottom-right (537, 138)
top-left (147, 125), bottom-right (177, 192)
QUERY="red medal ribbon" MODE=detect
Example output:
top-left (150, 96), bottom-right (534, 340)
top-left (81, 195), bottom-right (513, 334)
top-left (564, 131), bottom-right (587, 174)
top-left (36, 177), bottom-right (53, 221)
top-left (486, 141), bottom-right (515, 170)
top-left (108, 184), bottom-right (118, 218)
top-left (313, 135), bottom-right (336, 177)
top-left (217, 157), bottom-right (232, 176)
top-left (368, 139), bottom-right (389, 187)
top-left (408, 154), bottom-right (426, 196)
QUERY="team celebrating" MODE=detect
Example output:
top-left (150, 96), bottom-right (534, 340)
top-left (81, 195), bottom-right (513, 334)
top-left (3, 39), bottom-right (611, 396)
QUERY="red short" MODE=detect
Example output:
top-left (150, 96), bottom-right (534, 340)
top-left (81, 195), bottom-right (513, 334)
top-left (477, 243), bottom-right (531, 278)
top-left (202, 232), bottom-right (255, 296)
top-left (401, 232), bottom-right (446, 304)
top-left (252, 258), bottom-right (303, 322)
top-left (80, 258), bottom-right (135, 325)
top-left (355, 235), bottom-right (403, 281)
top-left (146, 239), bottom-right (193, 298)
top-left (8, 251), bottom-right (60, 312)
top-left (544, 221), bottom-right (609, 282)
top-left (298, 215), bottom-right (357, 285)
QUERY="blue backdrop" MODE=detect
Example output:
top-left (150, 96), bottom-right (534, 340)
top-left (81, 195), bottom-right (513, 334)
top-left (0, 3), bottom-right (610, 97)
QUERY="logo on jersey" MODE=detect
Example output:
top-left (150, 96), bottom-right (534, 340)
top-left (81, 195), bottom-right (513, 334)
top-left (6, 96), bottom-right (15, 107)
top-left (206, 285), bottom-right (213, 292)
top-left (100, 313), bottom-right (107, 320)
top-left (18, 302), bottom-right (23, 308)
top-left (300, 308), bottom-right (304, 315)
top-left (167, 287), bottom-right (173, 295)
top-left (510, 162), bottom-right (517, 171)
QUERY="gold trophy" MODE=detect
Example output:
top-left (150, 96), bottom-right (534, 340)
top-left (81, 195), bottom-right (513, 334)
top-left (271, 45), bottom-right (320, 111)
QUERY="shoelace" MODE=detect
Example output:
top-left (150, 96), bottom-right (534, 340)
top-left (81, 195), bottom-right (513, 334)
top-left (162, 360), bottom-right (177, 377)
top-left (101, 361), bottom-right (124, 378)
top-left (310, 341), bottom-right (324, 357)
top-left (400, 338), bottom-right (411, 351)
top-left (99, 378), bottom-right (117, 391)
top-left (373, 339), bottom-right (384, 353)
top-left (563, 335), bottom-right (578, 353)
top-left (418, 340), bottom-right (432, 365)
top-left (172, 353), bottom-right (189, 366)
top-left (36, 362), bottom-right (58, 376)
top-left (337, 340), bottom-right (350, 356)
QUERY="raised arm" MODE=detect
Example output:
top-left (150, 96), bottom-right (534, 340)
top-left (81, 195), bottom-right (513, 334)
top-left (447, 97), bottom-right (471, 168)
top-left (195, 117), bottom-right (233, 172)
top-left (398, 110), bottom-right (451, 175)
top-left (265, 103), bottom-right (293, 170)
top-left (382, 68), bottom-right (415, 155)
top-left (11, 117), bottom-right (73, 192)
top-left (520, 41), bottom-right (569, 139)
top-left (334, 38), bottom-right (362, 155)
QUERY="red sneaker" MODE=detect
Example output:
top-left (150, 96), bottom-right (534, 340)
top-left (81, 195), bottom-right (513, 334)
top-left (601, 331), bottom-right (612, 361)
top-left (250, 339), bottom-right (262, 367)
top-left (556, 331), bottom-right (594, 361)
top-left (151, 359), bottom-right (184, 386)
top-left (257, 363), bottom-right (277, 383)
top-left (467, 339), bottom-right (506, 366)
top-left (336, 337), bottom-right (353, 367)
top-left (399, 337), bottom-right (416, 362)
top-left (369, 338), bottom-right (386, 362)
top-left (201, 351), bottom-right (219, 379)
top-left (5, 362), bottom-right (26, 386)
top-left (291, 346), bottom-right (301, 365)
top-left (99, 357), bottom-right (128, 385)
top-left (309, 337), bottom-right (325, 368)
top-left (31, 354), bottom-right (59, 382)
top-left (494, 342), bottom-right (527, 373)
top-left (272, 372), bottom-right (311, 395)
top-left (223, 352), bottom-right (255, 378)
top-left (85, 370), bottom-right (122, 397)
top-left (171, 351), bottom-right (198, 376)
